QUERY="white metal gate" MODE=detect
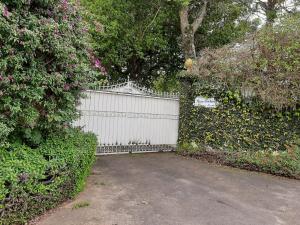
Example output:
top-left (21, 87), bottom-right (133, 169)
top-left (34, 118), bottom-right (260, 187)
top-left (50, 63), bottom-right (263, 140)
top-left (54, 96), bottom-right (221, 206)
top-left (74, 81), bottom-right (180, 155)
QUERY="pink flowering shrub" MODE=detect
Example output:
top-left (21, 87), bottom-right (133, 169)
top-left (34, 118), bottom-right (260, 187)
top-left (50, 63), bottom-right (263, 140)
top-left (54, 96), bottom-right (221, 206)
top-left (0, 0), bottom-right (104, 146)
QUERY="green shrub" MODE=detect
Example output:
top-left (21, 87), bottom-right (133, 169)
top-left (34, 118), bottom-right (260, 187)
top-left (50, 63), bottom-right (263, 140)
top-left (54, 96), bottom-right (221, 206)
top-left (179, 142), bottom-right (300, 179)
top-left (0, 129), bottom-right (97, 225)
top-left (182, 14), bottom-right (300, 110)
top-left (179, 82), bottom-right (300, 153)
top-left (0, 0), bottom-right (102, 146)
top-left (178, 14), bottom-right (300, 179)
top-left (229, 142), bottom-right (300, 178)
top-left (0, 122), bottom-right (12, 148)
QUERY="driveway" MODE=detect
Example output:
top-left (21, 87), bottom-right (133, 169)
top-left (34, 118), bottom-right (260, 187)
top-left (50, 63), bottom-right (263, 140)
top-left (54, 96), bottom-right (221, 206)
top-left (35, 153), bottom-right (300, 225)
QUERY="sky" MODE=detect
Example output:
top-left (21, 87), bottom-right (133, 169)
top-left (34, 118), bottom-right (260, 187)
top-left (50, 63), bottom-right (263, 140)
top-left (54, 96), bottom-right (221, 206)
top-left (250, 0), bottom-right (300, 25)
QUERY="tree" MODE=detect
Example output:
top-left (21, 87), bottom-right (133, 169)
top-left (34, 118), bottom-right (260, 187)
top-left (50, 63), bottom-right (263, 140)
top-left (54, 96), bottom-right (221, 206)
top-left (81, 0), bottom-right (254, 85)
top-left (178, 0), bottom-right (252, 59)
top-left (179, 0), bottom-right (208, 59)
top-left (238, 0), bottom-right (300, 25)
top-left (81, 0), bottom-right (182, 86)
top-left (194, 1), bottom-right (254, 50)
top-left (0, 0), bottom-right (101, 146)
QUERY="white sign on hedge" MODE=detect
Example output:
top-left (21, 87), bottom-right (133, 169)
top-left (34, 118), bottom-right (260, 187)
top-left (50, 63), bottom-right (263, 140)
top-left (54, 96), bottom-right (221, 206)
top-left (194, 96), bottom-right (218, 108)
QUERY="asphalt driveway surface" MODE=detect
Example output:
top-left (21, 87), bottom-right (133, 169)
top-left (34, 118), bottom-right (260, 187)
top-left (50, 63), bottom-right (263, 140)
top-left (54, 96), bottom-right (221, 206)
top-left (35, 153), bottom-right (300, 225)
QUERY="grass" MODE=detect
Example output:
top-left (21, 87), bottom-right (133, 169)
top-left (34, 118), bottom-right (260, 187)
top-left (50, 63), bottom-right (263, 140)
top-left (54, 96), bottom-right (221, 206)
top-left (72, 201), bottom-right (90, 210)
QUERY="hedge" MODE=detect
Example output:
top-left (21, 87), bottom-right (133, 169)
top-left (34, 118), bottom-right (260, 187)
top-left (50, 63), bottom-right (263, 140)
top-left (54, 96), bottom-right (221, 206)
top-left (0, 129), bottom-right (97, 225)
top-left (178, 79), bottom-right (300, 178)
top-left (179, 80), bottom-right (300, 152)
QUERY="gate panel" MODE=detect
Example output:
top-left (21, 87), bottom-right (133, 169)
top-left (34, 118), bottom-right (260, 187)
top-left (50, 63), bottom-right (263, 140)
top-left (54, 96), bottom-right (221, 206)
top-left (74, 82), bottom-right (179, 155)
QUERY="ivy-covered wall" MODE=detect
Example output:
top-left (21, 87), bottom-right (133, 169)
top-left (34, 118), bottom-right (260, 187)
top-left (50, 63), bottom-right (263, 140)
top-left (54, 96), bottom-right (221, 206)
top-left (179, 79), bottom-right (300, 152)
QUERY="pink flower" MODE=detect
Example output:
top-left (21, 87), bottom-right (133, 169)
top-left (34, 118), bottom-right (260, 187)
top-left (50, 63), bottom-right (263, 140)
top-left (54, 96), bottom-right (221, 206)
top-left (62, 0), bottom-right (68, 10)
top-left (82, 27), bottom-right (88, 33)
top-left (92, 56), bottom-right (108, 75)
top-left (8, 75), bottom-right (13, 82)
top-left (3, 5), bottom-right (9, 18)
top-left (94, 58), bottom-right (101, 68)
top-left (101, 67), bottom-right (107, 75)
top-left (64, 84), bottom-right (70, 91)
top-left (63, 0), bottom-right (68, 6)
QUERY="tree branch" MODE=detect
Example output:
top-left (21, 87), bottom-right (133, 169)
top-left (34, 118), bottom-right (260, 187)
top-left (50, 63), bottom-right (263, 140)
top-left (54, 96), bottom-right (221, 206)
top-left (192, 0), bottom-right (208, 34)
top-left (179, 5), bottom-right (190, 34)
top-left (257, 1), bottom-right (267, 10)
top-left (141, 5), bottom-right (162, 40)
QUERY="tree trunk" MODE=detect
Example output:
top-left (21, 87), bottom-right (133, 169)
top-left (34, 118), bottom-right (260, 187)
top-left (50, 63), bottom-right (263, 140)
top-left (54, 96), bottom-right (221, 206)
top-left (260, 0), bottom-right (285, 26)
top-left (179, 1), bottom-right (208, 59)
top-left (180, 6), bottom-right (196, 59)
top-left (265, 0), bottom-right (277, 25)
top-left (182, 28), bottom-right (197, 59)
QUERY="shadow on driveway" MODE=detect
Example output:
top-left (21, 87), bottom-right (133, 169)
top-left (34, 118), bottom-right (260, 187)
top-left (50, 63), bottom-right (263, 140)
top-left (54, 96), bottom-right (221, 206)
top-left (35, 153), bottom-right (300, 225)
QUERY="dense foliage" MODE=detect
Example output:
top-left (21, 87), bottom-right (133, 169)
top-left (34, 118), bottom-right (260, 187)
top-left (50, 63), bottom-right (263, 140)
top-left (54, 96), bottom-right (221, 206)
top-left (178, 80), bottom-right (300, 178)
top-left (0, 0), bottom-right (101, 147)
top-left (80, 0), bottom-right (182, 86)
top-left (185, 14), bottom-right (300, 110)
top-left (80, 0), bottom-right (253, 87)
top-left (0, 129), bottom-right (97, 225)
top-left (179, 81), bottom-right (300, 152)
top-left (178, 14), bottom-right (300, 178)
top-left (178, 139), bottom-right (300, 179)
top-left (194, 1), bottom-right (254, 50)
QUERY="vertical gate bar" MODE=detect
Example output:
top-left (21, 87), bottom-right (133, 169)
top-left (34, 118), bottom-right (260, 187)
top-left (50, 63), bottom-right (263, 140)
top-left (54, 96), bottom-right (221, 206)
top-left (120, 94), bottom-right (124, 147)
top-left (84, 91), bottom-right (88, 133)
top-left (162, 98), bottom-right (165, 147)
top-left (119, 94), bottom-right (122, 146)
top-left (77, 93), bottom-right (81, 128)
top-left (103, 92), bottom-right (108, 146)
top-left (98, 91), bottom-right (102, 149)
top-left (151, 97), bottom-right (155, 147)
top-left (157, 97), bottom-right (160, 147)
top-left (133, 93), bottom-right (137, 150)
top-left (163, 98), bottom-right (166, 148)
top-left (112, 92), bottom-right (115, 146)
top-left (114, 91), bottom-right (118, 146)
top-left (140, 95), bottom-right (143, 147)
top-left (109, 92), bottom-right (113, 146)
top-left (92, 91), bottom-right (96, 140)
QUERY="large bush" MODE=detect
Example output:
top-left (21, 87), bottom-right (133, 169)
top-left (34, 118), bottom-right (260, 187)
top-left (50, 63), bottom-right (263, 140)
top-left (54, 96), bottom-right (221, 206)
top-left (178, 14), bottom-right (300, 177)
top-left (185, 14), bottom-right (300, 110)
top-left (179, 82), bottom-right (300, 152)
top-left (0, 129), bottom-right (97, 225)
top-left (178, 14), bottom-right (300, 151)
top-left (0, 0), bottom-right (101, 146)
